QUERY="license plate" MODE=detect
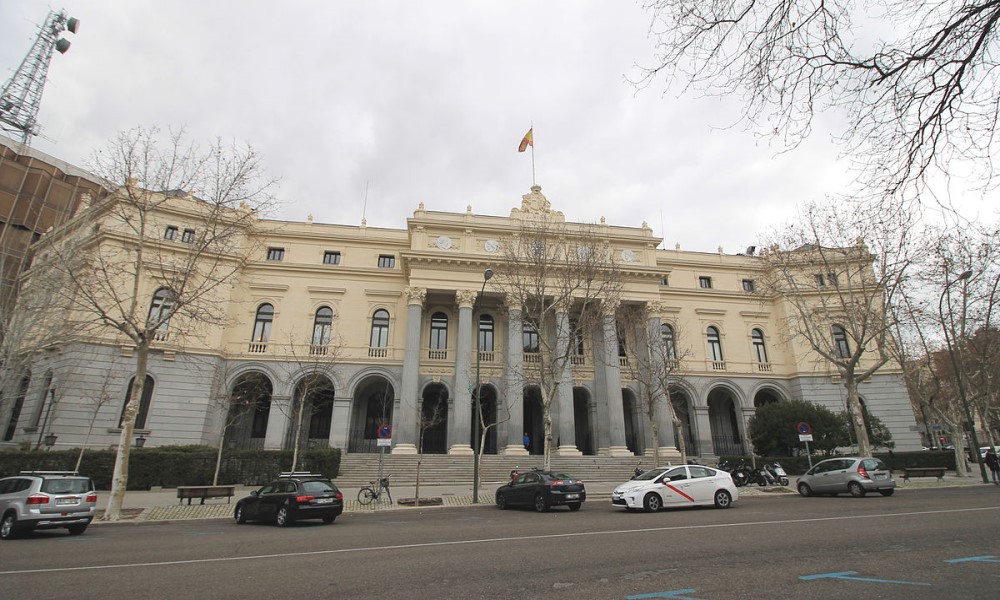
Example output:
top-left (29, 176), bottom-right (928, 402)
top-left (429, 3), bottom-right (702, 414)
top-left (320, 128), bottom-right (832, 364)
top-left (315, 498), bottom-right (333, 504)
top-left (57, 497), bottom-right (78, 505)
top-left (874, 474), bottom-right (886, 480)
top-left (565, 494), bottom-right (578, 500)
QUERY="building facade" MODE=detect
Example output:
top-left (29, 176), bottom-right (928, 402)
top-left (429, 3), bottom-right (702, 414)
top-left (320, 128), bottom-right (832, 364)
top-left (0, 183), bottom-right (922, 457)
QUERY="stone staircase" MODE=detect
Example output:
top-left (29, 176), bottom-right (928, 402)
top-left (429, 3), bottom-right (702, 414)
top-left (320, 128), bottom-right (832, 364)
top-left (333, 453), bottom-right (659, 486)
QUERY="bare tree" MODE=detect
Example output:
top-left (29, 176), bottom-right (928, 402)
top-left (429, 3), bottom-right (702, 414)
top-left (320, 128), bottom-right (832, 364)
top-left (282, 331), bottom-right (343, 475)
top-left (20, 126), bottom-right (277, 520)
top-left (75, 356), bottom-right (119, 472)
top-left (640, 1), bottom-right (1000, 198)
top-left (413, 388), bottom-right (448, 507)
top-left (488, 191), bottom-right (624, 469)
top-left (757, 199), bottom-right (916, 457)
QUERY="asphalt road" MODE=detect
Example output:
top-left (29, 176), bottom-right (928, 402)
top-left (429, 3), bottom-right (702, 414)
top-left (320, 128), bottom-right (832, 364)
top-left (1, 487), bottom-right (998, 600)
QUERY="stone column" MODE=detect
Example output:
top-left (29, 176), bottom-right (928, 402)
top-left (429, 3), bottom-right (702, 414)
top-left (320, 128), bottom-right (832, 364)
top-left (555, 309), bottom-right (581, 456)
top-left (644, 308), bottom-right (681, 463)
top-left (504, 303), bottom-right (528, 456)
top-left (394, 287), bottom-right (425, 454)
top-left (449, 290), bottom-right (476, 455)
top-left (693, 405), bottom-right (713, 457)
top-left (328, 395), bottom-right (352, 450)
top-left (601, 301), bottom-right (632, 457)
top-left (264, 395), bottom-right (291, 450)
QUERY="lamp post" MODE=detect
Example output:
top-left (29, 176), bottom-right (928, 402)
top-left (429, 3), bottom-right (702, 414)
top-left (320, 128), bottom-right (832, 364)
top-left (135, 433), bottom-right (146, 448)
top-left (938, 269), bottom-right (988, 483)
top-left (43, 432), bottom-right (57, 449)
top-left (472, 267), bottom-right (493, 504)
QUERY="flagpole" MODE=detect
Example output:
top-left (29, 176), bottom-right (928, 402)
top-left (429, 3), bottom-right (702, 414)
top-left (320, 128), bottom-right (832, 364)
top-left (530, 121), bottom-right (536, 186)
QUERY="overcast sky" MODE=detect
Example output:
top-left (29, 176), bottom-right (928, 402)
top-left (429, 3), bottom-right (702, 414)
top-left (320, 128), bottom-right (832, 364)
top-left (2, 1), bottom-right (863, 253)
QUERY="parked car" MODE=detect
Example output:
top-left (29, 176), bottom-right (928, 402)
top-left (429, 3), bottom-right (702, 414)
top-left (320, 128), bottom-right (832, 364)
top-left (495, 469), bottom-right (585, 512)
top-left (0, 471), bottom-right (97, 539)
top-left (796, 457), bottom-right (895, 498)
top-left (611, 465), bottom-right (738, 512)
top-left (234, 473), bottom-right (343, 527)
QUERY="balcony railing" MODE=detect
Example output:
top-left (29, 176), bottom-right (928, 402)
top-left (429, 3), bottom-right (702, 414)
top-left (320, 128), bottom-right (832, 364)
top-left (152, 329), bottom-right (169, 342)
top-left (711, 360), bottom-right (727, 371)
top-left (570, 354), bottom-right (586, 365)
top-left (368, 346), bottom-right (387, 358)
top-left (248, 342), bottom-right (268, 353)
top-left (619, 356), bottom-right (630, 368)
top-left (523, 352), bottom-right (541, 364)
top-left (756, 362), bottom-right (772, 372)
top-left (427, 349), bottom-right (448, 360)
top-left (478, 350), bottom-right (495, 363)
top-left (310, 344), bottom-right (328, 356)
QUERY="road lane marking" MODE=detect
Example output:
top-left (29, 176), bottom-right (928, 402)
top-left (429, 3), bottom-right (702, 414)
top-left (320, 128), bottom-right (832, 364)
top-left (626, 589), bottom-right (701, 599)
top-left (800, 571), bottom-right (930, 586)
top-left (2, 505), bottom-right (997, 576)
top-left (945, 555), bottom-right (1000, 563)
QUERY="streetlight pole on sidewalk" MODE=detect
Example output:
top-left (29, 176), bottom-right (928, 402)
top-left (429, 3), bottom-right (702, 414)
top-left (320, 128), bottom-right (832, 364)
top-left (472, 268), bottom-right (493, 504)
top-left (938, 269), bottom-right (989, 483)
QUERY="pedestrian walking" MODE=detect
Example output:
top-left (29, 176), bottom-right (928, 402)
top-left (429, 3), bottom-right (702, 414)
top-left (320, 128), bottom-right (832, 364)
top-left (523, 432), bottom-right (530, 452)
top-left (984, 448), bottom-right (1000, 485)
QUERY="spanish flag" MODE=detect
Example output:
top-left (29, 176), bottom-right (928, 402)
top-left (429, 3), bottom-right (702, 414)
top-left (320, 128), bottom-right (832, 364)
top-left (518, 128), bottom-right (533, 152)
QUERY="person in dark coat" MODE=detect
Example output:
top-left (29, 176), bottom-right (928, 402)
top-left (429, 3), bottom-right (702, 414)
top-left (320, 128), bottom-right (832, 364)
top-left (984, 448), bottom-right (1000, 485)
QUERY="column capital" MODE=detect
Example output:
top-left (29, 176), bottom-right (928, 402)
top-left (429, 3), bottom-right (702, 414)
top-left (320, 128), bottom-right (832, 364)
top-left (602, 297), bottom-right (621, 315)
top-left (456, 289), bottom-right (477, 309)
top-left (647, 301), bottom-right (669, 315)
top-left (404, 287), bottom-right (427, 306)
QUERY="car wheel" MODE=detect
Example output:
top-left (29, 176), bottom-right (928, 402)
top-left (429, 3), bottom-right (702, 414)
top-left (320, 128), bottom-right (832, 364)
top-left (848, 482), bottom-right (866, 498)
top-left (322, 516), bottom-right (337, 524)
top-left (496, 493), bottom-right (507, 510)
top-left (235, 505), bottom-right (247, 524)
top-left (642, 493), bottom-right (662, 512)
top-left (567, 503), bottom-right (582, 511)
top-left (1, 513), bottom-right (18, 540)
top-left (714, 490), bottom-right (733, 509)
top-left (797, 482), bottom-right (812, 497)
top-left (67, 524), bottom-right (88, 536)
top-left (276, 505), bottom-right (292, 527)
top-left (533, 493), bottom-right (550, 513)
top-left (879, 489), bottom-right (894, 497)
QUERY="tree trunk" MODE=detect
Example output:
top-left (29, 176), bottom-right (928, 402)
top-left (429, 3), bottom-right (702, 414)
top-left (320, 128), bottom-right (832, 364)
top-left (844, 376), bottom-right (872, 456)
top-left (213, 435), bottom-right (225, 485)
top-left (102, 341), bottom-right (149, 521)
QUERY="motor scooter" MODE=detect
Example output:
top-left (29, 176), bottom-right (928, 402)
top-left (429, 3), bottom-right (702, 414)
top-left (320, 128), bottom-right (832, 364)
top-left (766, 462), bottom-right (789, 486)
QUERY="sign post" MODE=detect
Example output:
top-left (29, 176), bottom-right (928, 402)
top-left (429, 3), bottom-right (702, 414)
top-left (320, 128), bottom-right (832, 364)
top-left (376, 424), bottom-right (392, 481)
top-left (797, 422), bottom-right (814, 469)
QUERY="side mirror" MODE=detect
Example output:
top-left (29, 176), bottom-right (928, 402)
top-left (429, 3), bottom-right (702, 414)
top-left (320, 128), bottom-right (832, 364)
top-left (250, 490), bottom-right (259, 498)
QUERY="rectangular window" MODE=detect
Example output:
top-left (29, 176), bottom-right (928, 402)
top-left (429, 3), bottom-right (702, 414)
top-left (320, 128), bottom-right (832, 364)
top-left (698, 276), bottom-right (713, 289)
top-left (267, 247), bottom-right (285, 261)
top-left (827, 272), bottom-right (839, 287)
top-left (181, 229), bottom-right (195, 243)
top-left (164, 226), bottom-right (178, 241)
top-left (660, 276), bottom-right (669, 287)
top-left (814, 273), bottom-right (826, 287)
top-left (323, 251), bottom-right (341, 265)
top-left (742, 279), bottom-right (755, 292)
top-left (378, 255), bottom-right (396, 268)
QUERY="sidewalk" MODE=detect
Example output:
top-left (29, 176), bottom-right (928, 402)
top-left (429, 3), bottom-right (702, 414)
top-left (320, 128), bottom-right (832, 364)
top-left (91, 472), bottom-right (991, 524)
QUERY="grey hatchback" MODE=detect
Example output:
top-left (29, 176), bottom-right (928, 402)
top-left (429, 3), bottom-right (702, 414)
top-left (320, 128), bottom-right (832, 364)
top-left (796, 457), bottom-right (895, 498)
top-left (0, 471), bottom-right (97, 539)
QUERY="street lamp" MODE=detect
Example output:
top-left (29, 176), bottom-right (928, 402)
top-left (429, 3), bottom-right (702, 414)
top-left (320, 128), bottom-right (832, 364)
top-left (43, 432), bottom-right (57, 448)
top-left (135, 433), bottom-right (147, 448)
top-left (937, 269), bottom-right (988, 483)
top-left (472, 267), bottom-right (493, 504)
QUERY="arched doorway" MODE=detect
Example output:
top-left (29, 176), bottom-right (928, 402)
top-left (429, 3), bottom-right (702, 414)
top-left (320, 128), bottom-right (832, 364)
top-left (349, 376), bottom-right (394, 453)
top-left (420, 383), bottom-right (449, 454)
top-left (708, 387), bottom-right (745, 456)
top-left (286, 374), bottom-right (335, 450)
top-left (224, 371), bottom-right (273, 450)
top-left (668, 386), bottom-right (696, 456)
top-left (523, 386), bottom-right (544, 455)
top-left (622, 388), bottom-right (642, 455)
top-left (754, 388), bottom-right (782, 408)
top-left (573, 387), bottom-right (594, 455)
top-left (472, 384), bottom-right (498, 455)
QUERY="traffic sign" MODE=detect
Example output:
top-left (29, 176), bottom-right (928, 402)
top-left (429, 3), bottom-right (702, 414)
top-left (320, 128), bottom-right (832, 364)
top-left (377, 424), bottom-right (392, 439)
top-left (377, 438), bottom-right (392, 447)
top-left (799, 434), bottom-right (814, 442)
top-left (797, 422), bottom-right (813, 435)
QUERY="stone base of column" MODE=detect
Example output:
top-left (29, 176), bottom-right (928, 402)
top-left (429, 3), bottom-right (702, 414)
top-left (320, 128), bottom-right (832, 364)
top-left (391, 443), bottom-right (418, 455)
top-left (503, 446), bottom-right (529, 456)
top-left (448, 444), bottom-right (474, 456)
top-left (606, 446), bottom-right (635, 458)
top-left (556, 446), bottom-right (583, 456)
top-left (644, 447), bottom-right (683, 464)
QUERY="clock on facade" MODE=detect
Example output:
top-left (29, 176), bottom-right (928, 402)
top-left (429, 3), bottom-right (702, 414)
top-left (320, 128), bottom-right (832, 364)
top-left (484, 239), bottom-right (500, 253)
top-left (436, 235), bottom-right (452, 250)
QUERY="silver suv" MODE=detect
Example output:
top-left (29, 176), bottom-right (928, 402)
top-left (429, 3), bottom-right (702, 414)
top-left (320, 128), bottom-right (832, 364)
top-left (0, 471), bottom-right (97, 539)
top-left (796, 457), bottom-right (895, 498)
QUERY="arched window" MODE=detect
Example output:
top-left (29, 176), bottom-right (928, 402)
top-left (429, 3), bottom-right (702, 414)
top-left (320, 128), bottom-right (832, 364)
top-left (832, 325), bottom-right (851, 358)
top-left (616, 323), bottom-right (628, 358)
top-left (569, 319), bottom-right (584, 356)
top-left (661, 323), bottom-right (677, 359)
top-left (30, 372), bottom-right (54, 428)
top-left (370, 309), bottom-right (390, 348)
top-left (251, 304), bottom-right (274, 343)
top-left (478, 314), bottom-right (494, 352)
top-left (706, 326), bottom-right (724, 362)
top-left (751, 328), bottom-right (768, 363)
top-left (119, 375), bottom-right (155, 429)
top-left (312, 306), bottom-right (333, 346)
top-left (147, 288), bottom-right (174, 336)
top-left (3, 372), bottom-right (31, 441)
top-left (429, 312), bottom-right (448, 350)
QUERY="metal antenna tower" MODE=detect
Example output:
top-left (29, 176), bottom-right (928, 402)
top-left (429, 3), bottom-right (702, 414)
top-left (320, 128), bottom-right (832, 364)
top-left (0, 9), bottom-right (80, 145)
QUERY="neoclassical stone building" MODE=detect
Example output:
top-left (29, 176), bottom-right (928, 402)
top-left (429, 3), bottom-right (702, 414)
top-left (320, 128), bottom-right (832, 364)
top-left (0, 183), bottom-right (922, 457)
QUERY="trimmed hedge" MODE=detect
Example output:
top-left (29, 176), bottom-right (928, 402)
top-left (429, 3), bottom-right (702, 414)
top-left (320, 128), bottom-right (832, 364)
top-left (716, 451), bottom-right (955, 476)
top-left (0, 446), bottom-right (341, 490)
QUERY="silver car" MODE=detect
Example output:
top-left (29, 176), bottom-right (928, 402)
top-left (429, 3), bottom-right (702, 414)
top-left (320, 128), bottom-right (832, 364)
top-left (796, 457), bottom-right (895, 498)
top-left (0, 471), bottom-right (97, 539)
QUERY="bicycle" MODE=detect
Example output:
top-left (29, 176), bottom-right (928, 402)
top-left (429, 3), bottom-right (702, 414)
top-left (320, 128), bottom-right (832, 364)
top-left (357, 475), bottom-right (392, 505)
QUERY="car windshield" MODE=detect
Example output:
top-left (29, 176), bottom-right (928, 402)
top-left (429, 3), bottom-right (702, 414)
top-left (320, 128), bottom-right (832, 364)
top-left (301, 480), bottom-right (336, 493)
top-left (41, 478), bottom-right (92, 494)
top-left (634, 468), bottom-right (668, 481)
top-left (548, 472), bottom-right (575, 480)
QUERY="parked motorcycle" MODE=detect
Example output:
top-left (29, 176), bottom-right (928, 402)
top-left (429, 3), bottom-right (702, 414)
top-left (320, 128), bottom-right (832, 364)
top-left (765, 462), bottom-right (790, 486)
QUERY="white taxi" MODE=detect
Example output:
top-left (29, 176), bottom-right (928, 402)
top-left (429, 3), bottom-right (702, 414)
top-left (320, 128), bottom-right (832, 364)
top-left (611, 465), bottom-right (738, 512)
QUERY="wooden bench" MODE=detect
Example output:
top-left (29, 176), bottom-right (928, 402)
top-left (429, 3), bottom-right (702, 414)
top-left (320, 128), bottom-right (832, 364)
top-left (176, 485), bottom-right (236, 505)
top-left (900, 467), bottom-right (946, 483)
